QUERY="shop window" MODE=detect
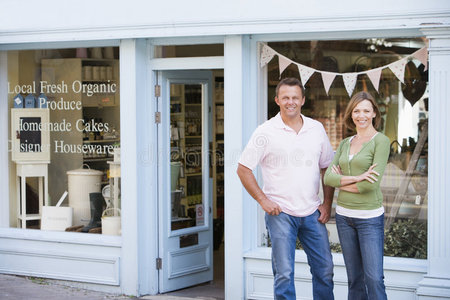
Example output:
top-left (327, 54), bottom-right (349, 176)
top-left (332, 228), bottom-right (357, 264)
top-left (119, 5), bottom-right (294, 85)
top-left (262, 38), bottom-right (428, 259)
top-left (7, 47), bottom-right (121, 235)
top-left (154, 44), bottom-right (224, 58)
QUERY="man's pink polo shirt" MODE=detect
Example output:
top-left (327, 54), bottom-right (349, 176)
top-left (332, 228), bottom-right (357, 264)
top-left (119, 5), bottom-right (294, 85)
top-left (239, 113), bottom-right (334, 217)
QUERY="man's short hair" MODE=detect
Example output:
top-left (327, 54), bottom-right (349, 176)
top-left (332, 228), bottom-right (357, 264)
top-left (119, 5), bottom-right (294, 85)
top-left (275, 78), bottom-right (305, 98)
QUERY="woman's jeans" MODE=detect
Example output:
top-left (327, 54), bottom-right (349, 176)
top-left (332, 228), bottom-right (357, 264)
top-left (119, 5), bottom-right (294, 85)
top-left (265, 210), bottom-right (334, 300)
top-left (335, 213), bottom-right (388, 300)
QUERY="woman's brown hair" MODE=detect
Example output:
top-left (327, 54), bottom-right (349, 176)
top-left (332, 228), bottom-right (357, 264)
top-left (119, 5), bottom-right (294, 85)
top-left (343, 91), bottom-right (381, 131)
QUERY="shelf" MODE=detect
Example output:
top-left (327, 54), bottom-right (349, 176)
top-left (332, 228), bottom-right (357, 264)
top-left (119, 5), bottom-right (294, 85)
top-left (18, 214), bottom-right (42, 221)
top-left (186, 172), bottom-right (202, 176)
top-left (185, 103), bottom-right (201, 106)
top-left (82, 79), bottom-right (117, 83)
top-left (83, 157), bottom-right (113, 162)
top-left (185, 136), bottom-right (201, 138)
top-left (82, 58), bottom-right (117, 63)
top-left (83, 138), bottom-right (119, 144)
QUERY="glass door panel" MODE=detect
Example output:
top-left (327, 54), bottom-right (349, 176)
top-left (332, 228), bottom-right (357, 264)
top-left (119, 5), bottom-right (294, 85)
top-left (170, 83), bottom-right (205, 231)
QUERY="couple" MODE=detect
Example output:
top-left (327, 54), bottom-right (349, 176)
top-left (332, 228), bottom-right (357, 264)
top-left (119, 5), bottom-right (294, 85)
top-left (237, 78), bottom-right (390, 300)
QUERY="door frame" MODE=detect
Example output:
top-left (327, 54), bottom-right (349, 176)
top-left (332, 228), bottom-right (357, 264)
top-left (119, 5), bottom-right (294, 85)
top-left (149, 50), bottom-right (223, 293)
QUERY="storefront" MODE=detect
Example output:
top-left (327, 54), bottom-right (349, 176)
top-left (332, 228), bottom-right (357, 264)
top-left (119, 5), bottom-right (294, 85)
top-left (0, 1), bottom-right (449, 299)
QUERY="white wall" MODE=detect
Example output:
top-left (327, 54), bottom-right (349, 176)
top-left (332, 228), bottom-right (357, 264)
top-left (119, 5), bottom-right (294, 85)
top-left (0, 229), bottom-right (122, 290)
top-left (0, 0), bottom-right (449, 44)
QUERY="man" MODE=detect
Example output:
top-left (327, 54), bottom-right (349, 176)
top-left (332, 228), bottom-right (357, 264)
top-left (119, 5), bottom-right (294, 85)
top-left (237, 77), bottom-right (335, 300)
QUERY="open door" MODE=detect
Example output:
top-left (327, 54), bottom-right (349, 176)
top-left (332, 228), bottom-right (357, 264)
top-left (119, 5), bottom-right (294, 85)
top-left (157, 71), bottom-right (213, 293)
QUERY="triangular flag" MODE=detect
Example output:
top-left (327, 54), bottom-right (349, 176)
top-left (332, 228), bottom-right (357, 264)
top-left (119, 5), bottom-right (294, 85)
top-left (321, 72), bottom-right (337, 95)
top-left (260, 44), bottom-right (277, 67)
top-left (343, 73), bottom-right (358, 97)
top-left (298, 64), bottom-right (315, 86)
top-left (366, 68), bottom-right (383, 92)
top-left (278, 55), bottom-right (291, 77)
top-left (388, 58), bottom-right (407, 84)
top-left (412, 47), bottom-right (428, 71)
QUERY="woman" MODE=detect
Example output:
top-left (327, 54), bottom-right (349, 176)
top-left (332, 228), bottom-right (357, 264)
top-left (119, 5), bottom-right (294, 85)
top-left (324, 91), bottom-right (390, 300)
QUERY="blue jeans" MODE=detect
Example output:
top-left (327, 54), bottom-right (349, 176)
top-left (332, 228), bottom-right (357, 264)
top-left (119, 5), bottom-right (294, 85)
top-left (335, 213), bottom-right (387, 300)
top-left (265, 211), bottom-right (334, 300)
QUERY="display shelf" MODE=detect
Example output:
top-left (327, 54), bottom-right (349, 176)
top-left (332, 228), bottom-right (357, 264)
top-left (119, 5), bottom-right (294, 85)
top-left (18, 214), bottom-right (42, 221)
top-left (186, 173), bottom-right (202, 176)
top-left (82, 79), bottom-right (118, 83)
top-left (83, 138), bottom-right (120, 144)
top-left (83, 157), bottom-right (113, 162)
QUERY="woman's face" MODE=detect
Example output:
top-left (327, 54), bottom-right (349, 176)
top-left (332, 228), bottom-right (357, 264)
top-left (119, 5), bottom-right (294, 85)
top-left (352, 99), bottom-right (376, 131)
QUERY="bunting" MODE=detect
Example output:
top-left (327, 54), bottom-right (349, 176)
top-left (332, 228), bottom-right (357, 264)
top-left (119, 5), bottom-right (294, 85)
top-left (298, 64), bottom-right (315, 87)
top-left (366, 68), bottom-right (383, 92)
top-left (322, 72), bottom-right (337, 95)
top-left (412, 47), bottom-right (428, 71)
top-left (278, 55), bottom-right (291, 78)
top-left (260, 44), bottom-right (428, 98)
top-left (260, 44), bottom-right (277, 67)
top-left (343, 73), bottom-right (358, 97)
top-left (388, 58), bottom-right (407, 84)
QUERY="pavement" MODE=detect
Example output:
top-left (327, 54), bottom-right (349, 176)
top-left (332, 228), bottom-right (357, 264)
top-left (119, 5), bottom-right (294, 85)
top-left (0, 273), bottom-right (221, 300)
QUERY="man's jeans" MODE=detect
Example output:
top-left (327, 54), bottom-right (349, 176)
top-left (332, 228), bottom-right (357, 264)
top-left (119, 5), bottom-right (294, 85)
top-left (335, 213), bottom-right (387, 300)
top-left (265, 210), bottom-right (334, 300)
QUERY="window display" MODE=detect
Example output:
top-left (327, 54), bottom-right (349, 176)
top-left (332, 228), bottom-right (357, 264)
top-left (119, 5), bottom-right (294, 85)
top-left (7, 47), bottom-right (121, 235)
top-left (264, 38), bottom-right (428, 259)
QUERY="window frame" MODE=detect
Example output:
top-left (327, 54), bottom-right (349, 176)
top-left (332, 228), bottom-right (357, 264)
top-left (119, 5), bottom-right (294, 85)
top-left (251, 32), bottom-right (429, 263)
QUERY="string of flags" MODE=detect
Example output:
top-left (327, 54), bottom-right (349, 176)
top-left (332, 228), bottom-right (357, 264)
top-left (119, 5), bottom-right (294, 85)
top-left (260, 44), bottom-right (428, 97)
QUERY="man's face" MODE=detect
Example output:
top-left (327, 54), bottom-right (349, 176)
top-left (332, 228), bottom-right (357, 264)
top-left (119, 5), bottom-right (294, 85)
top-left (275, 85), bottom-right (305, 119)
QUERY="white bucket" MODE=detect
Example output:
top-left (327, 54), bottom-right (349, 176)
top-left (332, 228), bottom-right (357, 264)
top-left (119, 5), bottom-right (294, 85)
top-left (102, 208), bottom-right (121, 235)
top-left (67, 166), bottom-right (102, 226)
top-left (41, 206), bottom-right (73, 231)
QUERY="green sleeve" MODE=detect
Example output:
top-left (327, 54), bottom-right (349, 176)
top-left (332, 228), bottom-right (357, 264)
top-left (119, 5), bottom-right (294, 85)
top-left (324, 140), bottom-right (344, 188)
top-left (356, 135), bottom-right (390, 193)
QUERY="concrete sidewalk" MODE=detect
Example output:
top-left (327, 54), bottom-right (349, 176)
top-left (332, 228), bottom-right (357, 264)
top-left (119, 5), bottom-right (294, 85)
top-left (0, 274), bottom-right (218, 300)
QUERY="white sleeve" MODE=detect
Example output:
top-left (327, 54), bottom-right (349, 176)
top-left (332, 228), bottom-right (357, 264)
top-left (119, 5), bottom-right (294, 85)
top-left (318, 126), bottom-right (334, 169)
top-left (238, 127), bottom-right (267, 171)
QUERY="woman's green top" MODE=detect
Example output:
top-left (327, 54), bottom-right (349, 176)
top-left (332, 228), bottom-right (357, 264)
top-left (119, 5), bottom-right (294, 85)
top-left (324, 133), bottom-right (390, 210)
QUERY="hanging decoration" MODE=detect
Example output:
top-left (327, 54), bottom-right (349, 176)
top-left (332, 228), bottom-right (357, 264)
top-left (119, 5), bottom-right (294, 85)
top-left (260, 44), bottom-right (428, 97)
top-left (321, 72), bottom-right (337, 95)
top-left (260, 45), bottom-right (277, 67)
top-left (342, 73), bottom-right (358, 97)
top-left (366, 68), bottom-right (383, 92)
top-left (412, 47), bottom-right (428, 71)
top-left (278, 55), bottom-right (292, 78)
top-left (298, 64), bottom-right (315, 87)
top-left (388, 58), bottom-right (408, 84)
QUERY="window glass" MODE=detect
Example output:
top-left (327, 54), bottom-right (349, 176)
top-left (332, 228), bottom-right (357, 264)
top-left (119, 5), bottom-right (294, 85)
top-left (154, 44), bottom-right (224, 58)
top-left (263, 38), bottom-right (428, 259)
top-left (7, 47), bottom-right (121, 235)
